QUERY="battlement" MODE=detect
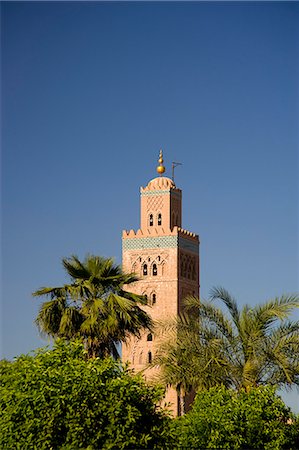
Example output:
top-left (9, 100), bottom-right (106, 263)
top-left (123, 226), bottom-right (198, 239)
top-left (122, 227), bottom-right (177, 239)
top-left (177, 227), bottom-right (199, 240)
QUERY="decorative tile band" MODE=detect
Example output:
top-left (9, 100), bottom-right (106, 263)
top-left (141, 190), bottom-right (181, 198)
top-left (179, 237), bottom-right (199, 254)
top-left (123, 235), bottom-right (178, 250)
top-left (122, 235), bottom-right (199, 254)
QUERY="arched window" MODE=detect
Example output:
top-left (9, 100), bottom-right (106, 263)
top-left (149, 214), bottom-right (153, 226)
top-left (147, 333), bottom-right (153, 341)
top-left (172, 212), bottom-right (179, 227)
top-left (139, 352), bottom-right (143, 365)
top-left (152, 263), bottom-right (157, 276)
top-left (187, 263), bottom-right (191, 279)
top-left (152, 293), bottom-right (156, 305)
top-left (172, 212), bottom-right (175, 227)
top-left (143, 264), bottom-right (148, 276)
top-left (143, 293), bottom-right (148, 302)
top-left (157, 213), bottom-right (162, 226)
top-left (183, 262), bottom-right (187, 278)
top-left (148, 351), bottom-right (152, 364)
top-left (192, 268), bottom-right (196, 280)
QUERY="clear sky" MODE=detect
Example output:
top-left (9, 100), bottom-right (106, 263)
top-left (2, 2), bottom-right (298, 411)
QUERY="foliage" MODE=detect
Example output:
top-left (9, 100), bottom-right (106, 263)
top-left (176, 385), bottom-right (299, 450)
top-left (154, 287), bottom-right (299, 401)
top-left (33, 255), bottom-right (152, 358)
top-left (0, 340), bottom-right (174, 450)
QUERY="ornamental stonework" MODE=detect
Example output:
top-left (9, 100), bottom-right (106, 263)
top-left (146, 195), bottom-right (164, 212)
top-left (180, 253), bottom-right (197, 281)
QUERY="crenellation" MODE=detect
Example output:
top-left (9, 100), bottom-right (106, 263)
top-left (123, 225), bottom-right (200, 240)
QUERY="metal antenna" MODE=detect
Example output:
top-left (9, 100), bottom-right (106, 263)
top-left (172, 161), bottom-right (182, 182)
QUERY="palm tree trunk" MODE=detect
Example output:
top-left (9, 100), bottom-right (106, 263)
top-left (178, 386), bottom-right (185, 416)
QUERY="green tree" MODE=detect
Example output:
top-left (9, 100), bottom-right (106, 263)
top-left (176, 385), bottom-right (299, 449)
top-left (154, 287), bottom-right (299, 408)
top-left (0, 340), bottom-right (174, 450)
top-left (33, 255), bottom-right (152, 358)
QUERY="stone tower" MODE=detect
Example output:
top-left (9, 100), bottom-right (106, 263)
top-left (122, 151), bottom-right (200, 415)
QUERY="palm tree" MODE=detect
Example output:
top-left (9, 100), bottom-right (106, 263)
top-left (153, 287), bottom-right (299, 411)
top-left (33, 255), bottom-right (152, 358)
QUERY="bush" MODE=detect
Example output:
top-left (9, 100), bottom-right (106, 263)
top-left (176, 385), bottom-right (299, 449)
top-left (0, 340), bottom-right (173, 449)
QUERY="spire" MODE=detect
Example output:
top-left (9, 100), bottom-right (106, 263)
top-left (156, 149), bottom-right (166, 175)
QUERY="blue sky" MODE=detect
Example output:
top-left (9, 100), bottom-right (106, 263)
top-left (2, 2), bottom-right (298, 411)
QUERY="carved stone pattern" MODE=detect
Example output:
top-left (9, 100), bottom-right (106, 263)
top-left (130, 254), bottom-right (168, 277)
top-left (172, 211), bottom-right (179, 227)
top-left (180, 254), bottom-right (197, 281)
top-left (146, 195), bottom-right (163, 212)
top-left (172, 197), bottom-right (179, 210)
top-left (130, 251), bottom-right (168, 266)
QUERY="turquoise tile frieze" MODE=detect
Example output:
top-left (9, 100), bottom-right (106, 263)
top-left (140, 190), bottom-right (170, 197)
top-left (140, 190), bottom-right (181, 198)
top-left (179, 237), bottom-right (199, 254)
top-left (122, 235), bottom-right (178, 250)
top-left (122, 235), bottom-right (199, 253)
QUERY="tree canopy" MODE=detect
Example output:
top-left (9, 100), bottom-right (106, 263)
top-left (0, 340), bottom-right (173, 450)
top-left (154, 287), bottom-right (299, 403)
top-left (33, 255), bottom-right (152, 358)
top-left (176, 385), bottom-right (299, 449)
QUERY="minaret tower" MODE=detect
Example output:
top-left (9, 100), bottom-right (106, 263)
top-left (122, 151), bottom-right (200, 415)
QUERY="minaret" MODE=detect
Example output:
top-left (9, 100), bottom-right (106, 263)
top-left (122, 151), bottom-right (200, 415)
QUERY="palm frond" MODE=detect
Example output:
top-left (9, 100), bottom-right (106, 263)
top-left (59, 307), bottom-right (83, 338)
top-left (209, 286), bottom-right (240, 328)
top-left (62, 255), bottom-right (91, 280)
top-left (155, 286), bottom-right (299, 394)
top-left (33, 254), bottom-right (152, 359)
top-left (184, 296), bottom-right (235, 343)
top-left (32, 286), bottom-right (67, 299)
top-left (35, 297), bottom-right (66, 337)
top-left (253, 294), bottom-right (299, 331)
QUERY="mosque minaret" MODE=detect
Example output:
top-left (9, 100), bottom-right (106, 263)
top-left (122, 151), bottom-right (200, 415)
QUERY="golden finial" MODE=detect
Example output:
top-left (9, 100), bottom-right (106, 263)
top-left (156, 149), bottom-right (166, 175)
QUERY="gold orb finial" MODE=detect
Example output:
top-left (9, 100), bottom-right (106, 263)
top-left (156, 149), bottom-right (165, 175)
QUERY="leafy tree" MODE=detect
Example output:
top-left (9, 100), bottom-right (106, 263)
top-left (152, 312), bottom-right (198, 415)
top-left (0, 340), bottom-right (174, 450)
top-left (153, 287), bottom-right (299, 410)
top-left (176, 385), bottom-right (299, 449)
top-left (33, 255), bottom-right (152, 358)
